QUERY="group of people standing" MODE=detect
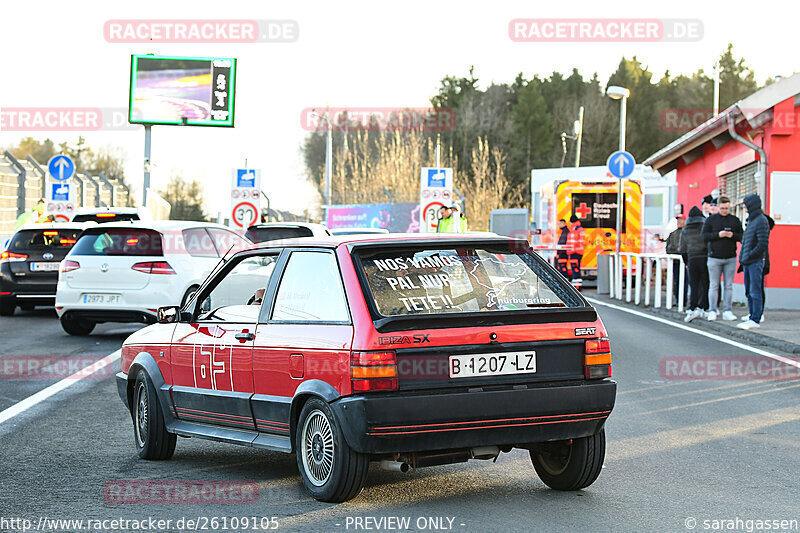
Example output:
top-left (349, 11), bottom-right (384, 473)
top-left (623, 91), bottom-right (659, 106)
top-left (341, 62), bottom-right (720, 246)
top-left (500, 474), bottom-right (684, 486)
top-left (556, 215), bottom-right (586, 286)
top-left (665, 193), bottom-right (771, 330)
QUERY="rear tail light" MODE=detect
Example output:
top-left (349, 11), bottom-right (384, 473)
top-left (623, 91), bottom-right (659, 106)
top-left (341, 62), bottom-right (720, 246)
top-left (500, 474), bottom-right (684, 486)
top-left (0, 251), bottom-right (28, 263)
top-left (96, 213), bottom-right (116, 218)
top-left (351, 350), bottom-right (398, 392)
top-left (60, 260), bottom-right (80, 273)
top-left (131, 261), bottom-right (176, 275)
top-left (584, 337), bottom-right (611, 379)
top-left (43, 231), bottom-right (58, 236)
top-left (60, 239), bottom-right (76, 246)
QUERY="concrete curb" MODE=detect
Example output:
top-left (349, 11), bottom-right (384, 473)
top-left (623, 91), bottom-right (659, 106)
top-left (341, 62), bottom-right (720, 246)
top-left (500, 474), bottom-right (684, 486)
top-left (590, 294), bottom-right (800, 355)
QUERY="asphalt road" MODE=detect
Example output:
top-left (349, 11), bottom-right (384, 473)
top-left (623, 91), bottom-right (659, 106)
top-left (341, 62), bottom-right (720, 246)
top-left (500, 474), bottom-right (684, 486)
top-left (0, 304), bottom-right (798, 533)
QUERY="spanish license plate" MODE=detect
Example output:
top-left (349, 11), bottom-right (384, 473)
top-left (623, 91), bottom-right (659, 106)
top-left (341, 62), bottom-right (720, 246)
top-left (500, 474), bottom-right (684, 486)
top-left (29, 262), bottom-right (60, 272)
top-left (82, 293), bottom-right (121, 304)
top-left (449, 351), bottom-right (537, 379)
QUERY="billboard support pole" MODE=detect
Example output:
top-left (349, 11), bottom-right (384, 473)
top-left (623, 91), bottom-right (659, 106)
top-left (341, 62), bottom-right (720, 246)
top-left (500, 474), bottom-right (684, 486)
top-left (142, 124), bottom-right (152, 207)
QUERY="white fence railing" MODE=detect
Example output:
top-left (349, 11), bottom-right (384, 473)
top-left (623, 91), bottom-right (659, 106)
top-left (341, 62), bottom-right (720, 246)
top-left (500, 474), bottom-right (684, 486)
top-left (605, 252), bottom-right (685, 312)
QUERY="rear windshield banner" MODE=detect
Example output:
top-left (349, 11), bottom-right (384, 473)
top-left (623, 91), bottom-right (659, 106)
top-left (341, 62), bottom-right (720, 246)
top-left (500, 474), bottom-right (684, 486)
top-left (359, 248), bottom-right (571, 317)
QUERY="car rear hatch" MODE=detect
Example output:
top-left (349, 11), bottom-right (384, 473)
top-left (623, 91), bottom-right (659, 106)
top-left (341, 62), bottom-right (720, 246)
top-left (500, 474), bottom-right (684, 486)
top-left (350, 240), bottom-right (601, 391)
top-left (3, 228), bottom-right (81, 285)
top-left (64, 227), bottom-right (165, 290)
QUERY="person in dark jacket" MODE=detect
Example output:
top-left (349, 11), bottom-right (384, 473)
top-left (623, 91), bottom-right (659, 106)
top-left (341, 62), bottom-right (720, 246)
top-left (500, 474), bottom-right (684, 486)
top-left (556, 219), bottom-right (570, 279)
top-left (737, 194), bottom-right (770, 330)
top-left (680, 206), bottom-right (709, 322)
top-left (702, 196), bottom-right (743, 321)
top-left (665, 215), bottom-right (688, 305)
top-left (737, 213), bottom-right (775, 324)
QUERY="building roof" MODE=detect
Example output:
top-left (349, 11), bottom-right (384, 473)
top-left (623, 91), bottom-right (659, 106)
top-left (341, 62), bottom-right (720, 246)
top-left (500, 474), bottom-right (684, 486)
top-left (643, 72), bottom-right (800, 173)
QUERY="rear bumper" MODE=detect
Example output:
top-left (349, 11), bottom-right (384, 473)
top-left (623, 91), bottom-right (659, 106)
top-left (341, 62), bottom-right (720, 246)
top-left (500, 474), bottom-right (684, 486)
top-left (61, 309), bottom-right (157, 324)
top-left (0, 276), bottom-right (56, 300)
top-left (330, 380), bottom-right (616, 454)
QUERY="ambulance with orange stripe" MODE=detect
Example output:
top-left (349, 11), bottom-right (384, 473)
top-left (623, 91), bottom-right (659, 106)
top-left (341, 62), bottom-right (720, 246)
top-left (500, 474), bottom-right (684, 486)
top-left (531, 166), bottom-right (650, 280)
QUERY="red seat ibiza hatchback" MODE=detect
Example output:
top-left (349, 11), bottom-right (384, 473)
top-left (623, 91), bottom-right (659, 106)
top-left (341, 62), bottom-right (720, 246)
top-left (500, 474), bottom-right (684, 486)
top-left (117, 233), bottom-right (615, 502)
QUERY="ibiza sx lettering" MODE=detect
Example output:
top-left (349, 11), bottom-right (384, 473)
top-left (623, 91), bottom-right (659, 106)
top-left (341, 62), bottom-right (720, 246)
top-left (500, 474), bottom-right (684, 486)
top-left (378, 334), bottom-right (431, 345)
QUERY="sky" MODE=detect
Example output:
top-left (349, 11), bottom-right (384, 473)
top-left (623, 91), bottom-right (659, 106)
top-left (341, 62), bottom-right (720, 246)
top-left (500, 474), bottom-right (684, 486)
top-left (1, 0), bottom-right (797, 220)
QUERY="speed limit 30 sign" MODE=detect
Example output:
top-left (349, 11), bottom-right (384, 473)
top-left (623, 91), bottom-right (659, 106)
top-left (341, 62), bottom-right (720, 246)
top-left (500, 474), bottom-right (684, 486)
top-left (231, 169), bottom-right (261, 228)
top-left (232, 201), bottom-right (259, 228)
top-left (419, 168), bottom-right (453, 233)
top-left (423, 201), bottom-right (445, 232)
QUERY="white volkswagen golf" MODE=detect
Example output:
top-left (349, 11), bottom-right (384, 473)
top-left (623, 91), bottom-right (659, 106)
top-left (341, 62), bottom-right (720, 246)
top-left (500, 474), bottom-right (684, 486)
top-left (55, 221), bottom-right (251, 335)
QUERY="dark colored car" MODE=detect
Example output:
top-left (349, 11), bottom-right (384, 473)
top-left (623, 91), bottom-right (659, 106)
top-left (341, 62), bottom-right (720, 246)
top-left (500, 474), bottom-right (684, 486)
top-left (1, 223), bottom-right (84, 315)
top-left (117, 233), bottom-right (615, 502)
top-left (70, 209), bottom-right (141, 223)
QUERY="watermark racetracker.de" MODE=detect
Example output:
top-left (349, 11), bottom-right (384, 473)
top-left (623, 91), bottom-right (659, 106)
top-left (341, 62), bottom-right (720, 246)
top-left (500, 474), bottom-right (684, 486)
top-left (103, 480), bottom-right (258, 504)
top-left (661, 356), bottom-right (800, 380)
top-left (509, 18), bottom-right (703, 42)
top-left (104, 19), bottom-right (298, 43)
top-left (660, 107), bottom-right (800, 132)
top-left (0, 107), bottom-right (135, 132)
top-left (1, 356), bottom-right (114, 380)
top-left (301, 107), bottom-right (456, 132)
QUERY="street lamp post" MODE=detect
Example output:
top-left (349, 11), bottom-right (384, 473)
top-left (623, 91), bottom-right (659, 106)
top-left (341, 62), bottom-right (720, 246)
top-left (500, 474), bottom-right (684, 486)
top-left (606, 86), bottom-right (630, 255)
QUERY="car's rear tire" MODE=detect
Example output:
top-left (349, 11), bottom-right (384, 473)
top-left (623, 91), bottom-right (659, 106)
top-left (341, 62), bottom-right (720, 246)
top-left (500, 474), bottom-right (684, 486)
top-left (60, 316), bottom-right (95, 336)
top-left (295, 398), bottom-right (368, 502)
top-left (530, 429), bottom-right (606, 491)
top-left (132, 369), bottom-right (176, 460)
top-left (0, 299), bottom-right (15, 316)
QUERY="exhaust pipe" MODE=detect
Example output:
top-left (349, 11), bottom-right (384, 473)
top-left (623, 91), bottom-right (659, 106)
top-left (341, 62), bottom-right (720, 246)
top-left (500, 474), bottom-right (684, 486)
top-left (471, 446), bottom-right (500, 460)
top-left (380, 460), bottom-right (411, 473)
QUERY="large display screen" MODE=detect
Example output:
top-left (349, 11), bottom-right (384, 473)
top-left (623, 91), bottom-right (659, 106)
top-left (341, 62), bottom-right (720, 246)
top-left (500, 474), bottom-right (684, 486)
top-left (128, 55), bottom-right (236, 127)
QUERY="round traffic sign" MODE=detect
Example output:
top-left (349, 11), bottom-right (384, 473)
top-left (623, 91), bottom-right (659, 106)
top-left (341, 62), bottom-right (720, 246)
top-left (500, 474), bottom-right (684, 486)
top-left (54, 214), bottom-right (70, 222)
top-left (47, 155), bottom-right (76, 182)
top-left (606, 150), bottom-right (636, 179)
top-left (423, 201), bottom-right (445, 232)
top-left (232, 201), bottom-right (259, 228)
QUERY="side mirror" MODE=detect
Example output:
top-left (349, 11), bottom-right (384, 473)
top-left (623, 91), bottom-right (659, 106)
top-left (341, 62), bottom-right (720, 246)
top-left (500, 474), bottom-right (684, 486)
top-left (157, 305), bottom-right (181, 324)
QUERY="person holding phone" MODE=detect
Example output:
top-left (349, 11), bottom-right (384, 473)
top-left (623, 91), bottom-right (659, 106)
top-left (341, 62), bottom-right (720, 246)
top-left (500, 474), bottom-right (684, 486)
top-left (703, 196), bottom-right (744, 320)
top-left (702, 196), bottom-right (743, 321)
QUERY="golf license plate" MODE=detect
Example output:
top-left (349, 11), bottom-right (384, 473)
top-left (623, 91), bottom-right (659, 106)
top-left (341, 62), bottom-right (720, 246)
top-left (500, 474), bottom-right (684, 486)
top-left (29, 262), bottom-right (60, 272)
top-left (449, 351), bottom-right (536, 379)
top-left (82, 293), bottom-right (121, 304)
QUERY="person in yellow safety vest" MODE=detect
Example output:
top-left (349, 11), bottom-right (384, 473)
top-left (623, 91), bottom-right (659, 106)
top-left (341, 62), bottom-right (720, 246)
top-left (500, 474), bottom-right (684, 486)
top-left (15, 200), bottom-right (47, 229)
top-left (567, 214), bottom-right (586, 284)
top-left (436, 205), bottom-right (468, 233)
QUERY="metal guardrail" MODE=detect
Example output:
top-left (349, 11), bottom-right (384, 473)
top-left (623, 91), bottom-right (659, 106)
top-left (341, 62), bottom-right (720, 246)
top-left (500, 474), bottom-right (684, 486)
top-left (605, 251), bottom-right (685, 312)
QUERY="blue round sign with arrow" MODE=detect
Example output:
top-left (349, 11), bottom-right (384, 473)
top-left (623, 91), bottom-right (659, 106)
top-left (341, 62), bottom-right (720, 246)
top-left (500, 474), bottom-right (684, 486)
top-left (47, 155), bottom-right (76, 182)
top-left (606, 150), bottom-right (635, 179)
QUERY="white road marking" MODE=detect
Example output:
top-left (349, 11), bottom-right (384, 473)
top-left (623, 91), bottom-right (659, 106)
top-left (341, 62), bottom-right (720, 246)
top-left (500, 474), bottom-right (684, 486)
top-left (0, 350), bottom-right (121, 426)
top-left (586, 297), bottom-right (800, 370)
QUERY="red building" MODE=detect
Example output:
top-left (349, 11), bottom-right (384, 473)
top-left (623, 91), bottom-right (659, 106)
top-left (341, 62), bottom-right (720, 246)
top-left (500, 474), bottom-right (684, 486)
top-left (645, 74), bottom-right (800, 309)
